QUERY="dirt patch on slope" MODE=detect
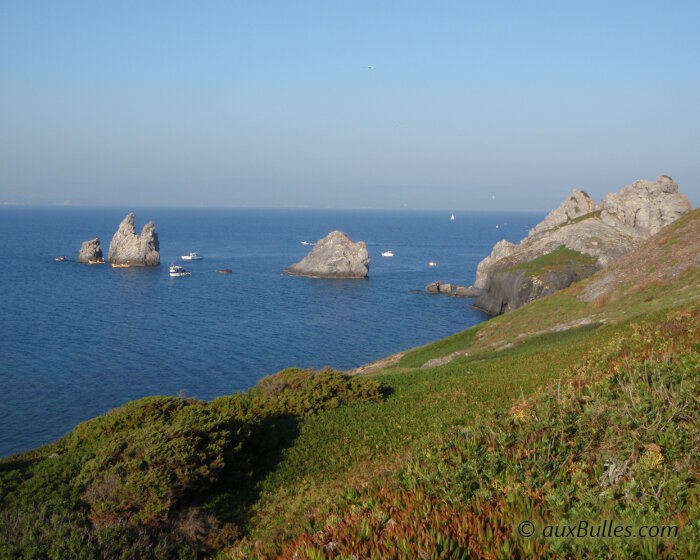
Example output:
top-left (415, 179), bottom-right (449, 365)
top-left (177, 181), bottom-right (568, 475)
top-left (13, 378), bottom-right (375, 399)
top-left (581, 209), bottom-right (700, 303)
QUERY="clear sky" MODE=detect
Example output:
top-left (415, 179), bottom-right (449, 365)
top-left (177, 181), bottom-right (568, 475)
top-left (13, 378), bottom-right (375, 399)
top-left (1, 1), bottom-right (698, 210)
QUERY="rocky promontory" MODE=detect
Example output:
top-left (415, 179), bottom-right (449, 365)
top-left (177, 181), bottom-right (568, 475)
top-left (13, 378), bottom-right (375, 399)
top-left (473, 175), bottom-right (692, 315)
top-left (77, 238), bottom-right (103, 263)
top-left (286, 231), bottom-right (370, 278)
top-left (107, 213), bottom-right (160, 266)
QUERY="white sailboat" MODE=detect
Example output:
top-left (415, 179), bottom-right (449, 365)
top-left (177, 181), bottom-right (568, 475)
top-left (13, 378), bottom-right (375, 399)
top-left (450, 213), bottom-right (455, 221)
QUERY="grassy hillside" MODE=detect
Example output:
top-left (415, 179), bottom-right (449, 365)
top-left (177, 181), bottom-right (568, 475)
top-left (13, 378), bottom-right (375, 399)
top-left (511, 245), bottom-right (598, 278)
top-left (1, 212), bottom-right (698, 559)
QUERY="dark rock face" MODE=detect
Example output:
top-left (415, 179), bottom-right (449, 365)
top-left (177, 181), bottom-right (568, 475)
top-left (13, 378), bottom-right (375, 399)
top-left (286, 231), bottom-right (370, 278)
top-left (473, 176), bottom-right (692, 315)
top-left (107, 213), bottom-right (160, 266)
top-left (474, 261), bottom-right (599, 315)
top-left (77, 238), bottom-right (103, 263)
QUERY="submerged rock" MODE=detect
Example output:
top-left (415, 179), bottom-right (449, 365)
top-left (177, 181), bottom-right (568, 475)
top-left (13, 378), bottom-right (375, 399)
top-left (77, 238), bottom-right (103, 263)
top-left (107, 213), bottom-right (160, 266)
top-left (474, 176), bottom-right (692, 315)
top-left (286, 231), bottom-right (370, 278)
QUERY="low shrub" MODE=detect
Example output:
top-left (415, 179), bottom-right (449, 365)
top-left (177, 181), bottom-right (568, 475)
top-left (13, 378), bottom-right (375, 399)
top-left (0, 369), bottom-right (385, 559)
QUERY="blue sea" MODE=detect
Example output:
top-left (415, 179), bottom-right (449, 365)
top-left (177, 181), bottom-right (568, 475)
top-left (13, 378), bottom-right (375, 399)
top-left (0, 207), bottom-right (542, 457)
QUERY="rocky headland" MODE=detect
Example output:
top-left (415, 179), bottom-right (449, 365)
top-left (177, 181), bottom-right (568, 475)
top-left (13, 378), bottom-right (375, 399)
top-left (107, 213), bottom-right (160, 266)
top-left (77, 238), bottom-right (103, 263)
top-left (473, 175), bottom-right (692, 315)
top-left (286, 231), bottom-right (370, 278)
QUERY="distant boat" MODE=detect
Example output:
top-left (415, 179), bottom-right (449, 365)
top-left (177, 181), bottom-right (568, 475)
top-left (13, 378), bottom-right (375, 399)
top-left (381, 251), bottom-right (394, 257)
top-left (428, 261), bottom-right (437, 267)
top-left (181, 252), bottom-right (202, 260)
top-left (450, 213), bottom-right (455, 221)
top-left (496, 224), bottom-right (499, 229)
top-left (88, 258), bottom-right (105, 265)
top-left (301, 241), bottom-right (312, 246)
top-left (54, 256), bottom-right (67, 262)
top-left (169, 264), bottom-right (190, 277)
top-left (111, 262), bottom-right (129, 268)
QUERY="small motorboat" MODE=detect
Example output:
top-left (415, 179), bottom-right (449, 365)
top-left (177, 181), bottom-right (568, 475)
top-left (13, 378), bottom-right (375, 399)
top-left (301, 241), bottom-right (312, 246)
top-left (381, 251), bottom-right (394, 257)
top-left (169, 264), bottom-right (190, 277)
top-left (428, 261), bottom-right (437, 267)
top-left (111, 262), bottom-right (129, 268)
top-left (55, 256), bottom-right (67, 262)
top-left (88, 258), bottom-right (105, 265)
top-left (181, 252), bottom-right (203, 260)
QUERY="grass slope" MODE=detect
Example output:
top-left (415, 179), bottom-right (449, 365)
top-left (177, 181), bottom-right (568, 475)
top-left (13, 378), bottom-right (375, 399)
top-left (511, 245), bottom-right (597, 278)
top-left (270, 307), bottom-right (699, 559)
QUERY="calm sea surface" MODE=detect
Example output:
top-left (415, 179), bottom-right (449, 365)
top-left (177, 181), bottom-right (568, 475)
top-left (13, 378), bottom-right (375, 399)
top-left (0, 207), bottom-right (542, 457)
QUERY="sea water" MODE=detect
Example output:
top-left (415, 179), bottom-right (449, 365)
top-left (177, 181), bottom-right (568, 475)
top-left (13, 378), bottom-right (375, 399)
top-left (0, 207), bottom-right (542, 456)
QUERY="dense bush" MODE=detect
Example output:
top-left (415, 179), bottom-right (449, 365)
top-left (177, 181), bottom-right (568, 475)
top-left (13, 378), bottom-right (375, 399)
top-left (248, 366), bottom-right (386, 415)
top-left (0, 369), bottom-right (384, 559)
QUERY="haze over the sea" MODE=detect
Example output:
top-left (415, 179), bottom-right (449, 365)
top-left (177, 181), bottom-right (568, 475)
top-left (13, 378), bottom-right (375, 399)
top-left (1, 1), bottom-right (699, 210)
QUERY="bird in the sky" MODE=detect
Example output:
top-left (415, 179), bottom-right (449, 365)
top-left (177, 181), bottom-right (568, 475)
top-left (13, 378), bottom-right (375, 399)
top-left (366, 65), bottom-right (375, 70)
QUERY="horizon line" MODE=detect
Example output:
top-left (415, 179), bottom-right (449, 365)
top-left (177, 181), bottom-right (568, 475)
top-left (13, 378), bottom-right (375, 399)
top-left (0, 201), bottom-right (549, 213)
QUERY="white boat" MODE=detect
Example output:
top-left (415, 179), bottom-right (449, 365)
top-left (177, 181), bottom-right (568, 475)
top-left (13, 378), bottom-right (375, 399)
top-left (301, 241), bottom-right (312, 246)
top-left (169, 264), bottom-right (190, 277)
top-left (428, 261), bottom-right (437, 267)
top-left (381, 251), bottom-right (394, 257)
top-left (181, 252), bottom-right (202, 260)
top-left (450, 213), bottom-right (455, 221)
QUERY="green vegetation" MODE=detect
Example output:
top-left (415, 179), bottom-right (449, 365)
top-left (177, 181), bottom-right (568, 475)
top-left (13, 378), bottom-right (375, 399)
top-left (395, 324), bottom-right (481, 368)
top-left (270, 308), bottom-right (699, 559)
top-left (1, 215), bottom-right (698, 559)
top-left (511, 245), bottom-right (597, 278)
top-left (0, 369), bottom-right (383, 558)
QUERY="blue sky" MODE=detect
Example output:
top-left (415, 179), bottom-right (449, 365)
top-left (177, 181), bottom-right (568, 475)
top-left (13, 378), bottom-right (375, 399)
top-left (1, 1), bottom-right (698, 210)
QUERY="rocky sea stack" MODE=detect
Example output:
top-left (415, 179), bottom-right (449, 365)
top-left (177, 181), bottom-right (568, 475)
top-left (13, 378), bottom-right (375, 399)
top-left (474, 175), bottom-right (692, 315)
top-left (77, 238), bottom-right (103, 263)
top-left (107, 213), bottom-right (160, 266)
top-left (286, 231), bottom-right (370, 278)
